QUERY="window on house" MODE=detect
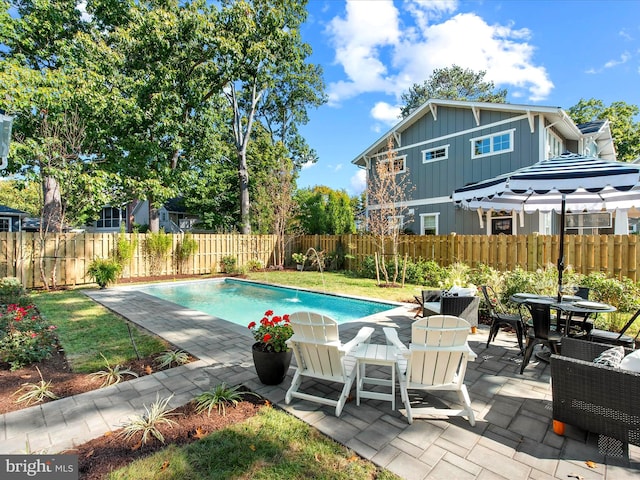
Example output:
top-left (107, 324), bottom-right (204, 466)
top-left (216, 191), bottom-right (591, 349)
top-left (422, 145), bottom-right (449, 163)
top-left (491, 217), bottom-right (513, 235)
top-left (420, 213), bottom-right (439, 235)
top-left (583, 140), bottom-right (597, 157)
top-left (0, 218), bottom-right (10, 232)
top-left (471, 129), bottom-right (515, 159)
top-left (377, 155), bottom-right (406, 174)
top-left (565, 212), bottom-right (612, 234)
top-left (548, 130), bottom-right (564, 158)
top-left (96, 207), bottom-right (123, 229)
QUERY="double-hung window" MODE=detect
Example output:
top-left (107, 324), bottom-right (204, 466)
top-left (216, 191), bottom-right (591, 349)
top-left (420, 213), bottom-right (439, 235)
top-left (471, 129), bottom-right (515, 159)
top-left (0, 218), bottom-right (10, 232)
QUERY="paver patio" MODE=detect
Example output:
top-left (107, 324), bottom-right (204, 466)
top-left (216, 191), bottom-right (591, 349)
top-left (1, 287), bottom-right (638, 479)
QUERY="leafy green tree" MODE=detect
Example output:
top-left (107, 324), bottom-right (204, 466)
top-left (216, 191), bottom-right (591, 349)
top-left (0, 2), bottom-right (111, 230)
top-left (296, 186), bottom-right (356, 235)
top-left (400, 65), bottom-right (508, 118)
top-left (567, 98), bottom-right (640, 162)
top-left (79, 0), bottom-right (229, 232)
top-left (0, 179), bottom-right (41, 216)
top-left (215, 0), bottom-right (324, 234)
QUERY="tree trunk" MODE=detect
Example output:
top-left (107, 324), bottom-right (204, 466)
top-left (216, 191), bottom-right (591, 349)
top-left (238, 151), bottom-right (251, 234)
top-left (149, 204), bottom-right (160, 233)
top-left (42, 176), bottom-right (63, 232)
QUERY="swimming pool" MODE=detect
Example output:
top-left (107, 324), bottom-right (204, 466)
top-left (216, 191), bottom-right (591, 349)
top-left (135, 278), bottom-right (398, 325)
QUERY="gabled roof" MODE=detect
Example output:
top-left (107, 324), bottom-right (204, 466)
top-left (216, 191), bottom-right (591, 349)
top-left (351, 99), bottom-right (600, 167)
top-left (0, 204), bottom-right (29, 217)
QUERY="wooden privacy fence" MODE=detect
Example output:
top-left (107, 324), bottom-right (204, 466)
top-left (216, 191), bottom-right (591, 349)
top-left (293, 233), bottom-right (640, 282)
top-left (0, 232), bottom-right (280, 289)
top-left (1, 231), bottom-right (639, 288)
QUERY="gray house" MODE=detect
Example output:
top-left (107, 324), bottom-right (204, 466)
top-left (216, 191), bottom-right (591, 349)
top-left (0, 205), bottom-right (28, 232)
top-left (352, 99), bottom-right (616, 236)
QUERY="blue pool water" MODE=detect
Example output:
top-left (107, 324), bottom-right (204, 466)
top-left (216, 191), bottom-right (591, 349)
top-left (136, 279), bottom-right (397, 325)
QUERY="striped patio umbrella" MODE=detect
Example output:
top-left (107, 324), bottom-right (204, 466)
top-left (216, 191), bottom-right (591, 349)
top-left (452, 152), bottom-right (640, 300)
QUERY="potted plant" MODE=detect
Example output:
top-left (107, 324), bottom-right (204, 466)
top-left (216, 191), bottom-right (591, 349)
top-left (292, 252), bottom-right (307, 271)
top-left (248, 310), bottom-right (293, 385)
top-left (87, 258), bottom-right (122, 289)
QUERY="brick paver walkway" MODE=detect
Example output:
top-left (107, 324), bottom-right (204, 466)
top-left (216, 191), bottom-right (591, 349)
top-left (1, 284), bottom-right (638, 479)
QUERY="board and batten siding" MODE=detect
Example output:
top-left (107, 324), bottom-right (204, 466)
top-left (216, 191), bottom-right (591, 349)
top-left (388, 105), bottom-right (546, 235)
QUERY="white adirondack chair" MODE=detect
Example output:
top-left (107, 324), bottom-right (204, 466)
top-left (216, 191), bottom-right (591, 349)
top-left (383, 315), bottom-right (477, 425)
top-left (285, 311), bottom-right (374, 416)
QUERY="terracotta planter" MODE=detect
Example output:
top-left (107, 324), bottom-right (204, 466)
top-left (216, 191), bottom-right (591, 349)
top-left (251, 343), bottom-right (293, 385)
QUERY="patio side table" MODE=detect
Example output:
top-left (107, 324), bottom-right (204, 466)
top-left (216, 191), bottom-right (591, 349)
top-left (352, 343), bottom-right (398, 410)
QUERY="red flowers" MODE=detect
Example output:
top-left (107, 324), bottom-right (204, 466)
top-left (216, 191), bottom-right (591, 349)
top-left (248, 310), bottom-right (293, 353)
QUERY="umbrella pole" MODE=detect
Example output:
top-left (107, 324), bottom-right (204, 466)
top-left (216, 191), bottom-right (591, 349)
top-left (557, 195), bottom-right (566, 302)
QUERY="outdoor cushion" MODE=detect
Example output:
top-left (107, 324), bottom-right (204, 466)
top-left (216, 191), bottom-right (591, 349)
top-left (620, 349), bottom-right (640, 372)
top-left (593, 346), bottom-right (625, 368)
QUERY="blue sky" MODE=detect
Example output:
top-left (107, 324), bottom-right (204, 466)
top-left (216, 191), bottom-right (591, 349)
top-left (295, 0), bottom-right (640, 197)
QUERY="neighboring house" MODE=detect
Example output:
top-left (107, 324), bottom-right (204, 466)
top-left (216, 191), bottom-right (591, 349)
top-left (86, 198), bottom-right (200, 233)
top-left (0, 205), bottom-right (28, 232)
top-left (352, 99), bottom-right (617, 236)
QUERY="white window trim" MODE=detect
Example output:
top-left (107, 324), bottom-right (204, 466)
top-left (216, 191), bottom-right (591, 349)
top-left (379, 154), bottom-right (407, 174)
top-left (470, 129), bottom-right (515, 159)
top-left (420, 213), bottom-right (439, 235)
top-left (422, 145), bottom-right (449, 164)
top-left (0, 217), bottom-right (11, 232)
top-left (547, 129), bottom-right (564, 159)
top-left (489, 213), bottom-right (516, 235)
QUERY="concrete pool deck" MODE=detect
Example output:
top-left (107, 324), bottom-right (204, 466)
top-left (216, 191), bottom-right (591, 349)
top-left (1, 287), bottom-right (638, 479)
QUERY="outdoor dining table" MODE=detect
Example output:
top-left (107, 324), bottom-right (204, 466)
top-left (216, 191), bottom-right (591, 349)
top-left (509, 293), bottom-right (616, 337)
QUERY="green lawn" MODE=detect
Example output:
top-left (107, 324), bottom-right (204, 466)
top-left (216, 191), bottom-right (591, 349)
top-left (31, 290), bottom-right (168, 372)
top-left (245, 270), bottom-right (422, 304)
top-left (108, 406), bottom-right (400, 480)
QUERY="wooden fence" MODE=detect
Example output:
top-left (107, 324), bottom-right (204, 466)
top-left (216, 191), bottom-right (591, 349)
top-left (1, 231), bottom-right (639, 288)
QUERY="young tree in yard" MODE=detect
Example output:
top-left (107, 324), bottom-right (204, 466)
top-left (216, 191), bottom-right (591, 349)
top-left (251, 135), bottom-right (298, 267)
top-left (568, 98), bottom-right (640, 163)
top-left (400, 65), bottom-right (508, 118)
top-left (366, 137), bottom-right (414, 286)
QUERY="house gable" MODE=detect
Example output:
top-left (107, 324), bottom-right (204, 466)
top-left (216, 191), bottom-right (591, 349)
top-left (352, 99), bottom-right (616, 236)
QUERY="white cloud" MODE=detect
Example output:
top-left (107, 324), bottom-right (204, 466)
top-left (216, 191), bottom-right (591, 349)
top-left (350, 169), bottom-right (367, 195)
top-left (370, 102), bottom-right (401, 124)
top-left (333, 164), bottom-right (343, 172)
top-left (604, 52), bottom-right (631, 69)
top-left (325, 1), bottom-right (553, 105)
top-left (300, 160), bottom-right (316, 170)
top-left (586, 51), bottom-right (632, 74)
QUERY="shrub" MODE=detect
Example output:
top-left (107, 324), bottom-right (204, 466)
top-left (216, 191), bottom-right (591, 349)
top-left (119, 395), bottom-right (179, 445)
top-left (90, 353), bottom-right (138, 387)
top-left (155, 349), bottom-right (190, 369)
top-left (220, 255), bottom-right (237, 274)
top-left (246, 259), bottom-right (264, 272)
top-left (193, 383), bottom-right (256, 417)
top-left (0, 304), bottom-right (57, 370)
top-left (175, 233), bottom-right (198, 274)
top-left (111, 227), bottom-right (138, 275)
top-left (143, 231), bottom-right (173, 275)
top-left (0, 277), bottom-right (29, 306)
top-left (12, 367), bottom-right (58, 405)
top-left (87, 258), bottom-right (122, 288)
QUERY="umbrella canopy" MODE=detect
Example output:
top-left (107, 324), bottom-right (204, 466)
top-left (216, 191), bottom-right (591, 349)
top-left (452, 152), bottom-right (640, 300)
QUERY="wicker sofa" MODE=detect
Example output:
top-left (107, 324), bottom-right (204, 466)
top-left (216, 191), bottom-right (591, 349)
top-left (421, 289), bottom-right (479, 329)
top-left (550, 337), bottom-right (640, 449)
